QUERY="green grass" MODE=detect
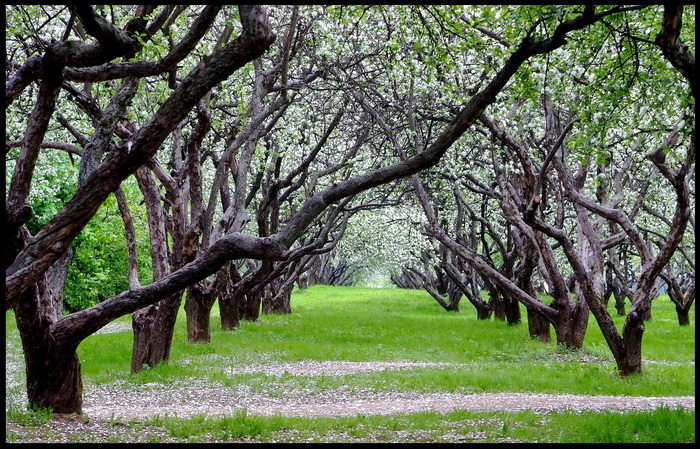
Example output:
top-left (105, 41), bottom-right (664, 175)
top-left (137, 406), bottom-right (694, 443)
top-left (5, 285), bottom-right (695, 442)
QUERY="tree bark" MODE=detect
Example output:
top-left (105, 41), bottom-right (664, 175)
top-left (240, 289), bottom-right (262, 321)
top-left (262, 276), bottom-right (294, 314)
top-left (14, 278), bottom-right (83, 413)
top-left (526, 308), bottom-right (551, 343)
top-left (219, 291), bottom-right (242, 330)
top-left (185, 283), bottom-right (217, 343)
top-left (218, 263), bottom-right (242, 330)
top-left (616, 309), bottom-right (646, 376)
top-left (675, 306), bottom-right (691, 326)
top-left (612, 287), bottom-right (627, 316)
top-left (25, 344), bottom-right (83, 414)
top-left (131, 292), bottom-right (182, 372)
top-left (490, 294), bottom-right (506, 321)
top-left (501, 289), bottom-right (522, 326)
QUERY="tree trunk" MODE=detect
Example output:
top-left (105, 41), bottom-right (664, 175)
top-left (446, 287), bottom-right (462, 312)
top-left (219, 290), bottom-right (242, 330)
top-left (297, 273), bottom-right (309, 289)
top-left (240, 289), bottom-right (262, 321)
top-left (664, 274), bottom-right (694, 326)
top-left (552, 301), bottom-right (589, 349)
top-left (527, 308), bottom-right (551, 342)
top-left (612, 287), bottom-right (627, 316)
top-left (131, 292), bottom-right (182, 372)
top-left (262, 277), bottom-right (282, 314)
top-left (218, 263), bottom-right (242, 330)
top-left (262, 290), bottom-right (292, 314)
top-left (262, 279), bottom-right (293, 314)
top-left (502, 290), bottom-right (521, 325)
top-left (616, 310), bottom-right (646, 376)
top-left (15, 283), bottom-right (84, 414)
top-left (24, 343), bottom-right (82, 414)
top-left (675, 305), bottom-right (691, 326)
top-left (490, 290), bottom-right (506, 321)
top-left (25, 344), bottom-right (83, 414)
top-left (475, 303), bottom-right (492, 320)
top-left (45, 247), bottom-right (72, 315)
top-left (184, 283), bottom-right (216, 343)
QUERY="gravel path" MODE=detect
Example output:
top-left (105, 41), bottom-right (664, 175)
top-left (84, 380), bottom-right (695, 420)
top-left (75, 360), bottom-right (694, 420)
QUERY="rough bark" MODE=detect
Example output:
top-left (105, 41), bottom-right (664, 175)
top-left (262, 277), bottom-right (293, 314)
top-left (501, 289), bottom-right (523, 326)
top-left (131, 294), bottom-right (181, 372)
top-left (15, 280), bottom-right (83, 414)
top-left (131, 165), bottom-right (182, 371)
top-left (114, 187), bottom-right (141, 289)
top-left (219, 263), bottom-right (242, 330)
top-left (184, 283), bottom-right (217, 343)
top-left (240, 289), bottom-right (263, 321)
top-left (443, 260), bottom-right (491, 319)
top-left (7, 6), bottom-right (278, 300)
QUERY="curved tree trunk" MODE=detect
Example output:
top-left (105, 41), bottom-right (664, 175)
top-left (662, 272), bottom-right (694, 326)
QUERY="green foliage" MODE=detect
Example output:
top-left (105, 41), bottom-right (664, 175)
top-left (63, 183), bottom-right (152, 313)
top-left (23, 167), bottom-right (153, 313)
top-left (64, 195), bottom-right (130, 312)
top-left (25, 152), bottom-right (80, 235)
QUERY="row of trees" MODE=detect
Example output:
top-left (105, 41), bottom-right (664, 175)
top-left (5, 5), bottom-right (694, 415)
